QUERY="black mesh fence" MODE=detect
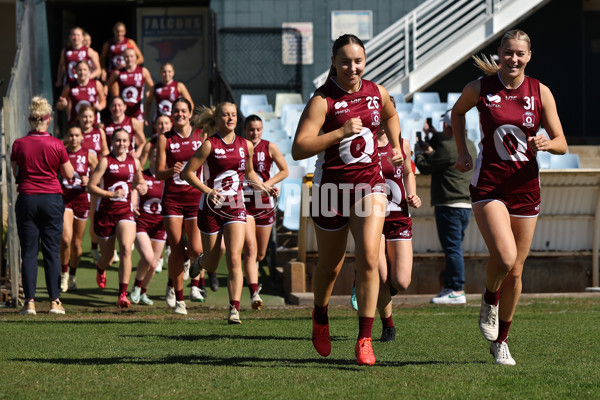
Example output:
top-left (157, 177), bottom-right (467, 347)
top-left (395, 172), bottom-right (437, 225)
top-left (218, 27), bottom-right (302, 107)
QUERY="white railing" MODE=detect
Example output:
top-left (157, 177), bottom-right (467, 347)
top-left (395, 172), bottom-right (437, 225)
top-left (314, 0), bottom-right (550, 97)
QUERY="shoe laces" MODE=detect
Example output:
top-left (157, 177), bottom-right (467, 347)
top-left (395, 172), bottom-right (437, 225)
top-left (497, 340), bottom-right (511, 359)
top-left (357, 337), bottom-right (373, 355)
top-left (252, 284), bottom-right (262, 297)
top-left (483, 303), bottom-right (498, 325)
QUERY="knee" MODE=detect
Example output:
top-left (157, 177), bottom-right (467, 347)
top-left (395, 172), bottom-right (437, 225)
top-left (392, 275), bottom-right (411, 292)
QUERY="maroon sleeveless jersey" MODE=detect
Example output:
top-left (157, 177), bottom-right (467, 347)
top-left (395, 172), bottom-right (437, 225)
top-left (62, 146), bottom-right (90, 203)
top-left (245, 139), bottom-right (273, 207)
top-left (107, 38), bottom-right (129, 74)
top-left (82, 128), bottom-right (104, 157)
top-left (97, 153), bottom-right (136, 214)
top-left (153, 80), bottom-right (180, 120)
top-left (162, 128), bottom-right (203, 207)
top-left (137, 169), bottom-right (164, 225)
top-left (66, 80), bottom-right (99, 124)
top-left (474, 74), bottom-right (542, 194)
top-left (116, 66), bottom-right (145, 118)
top-left (379, 140), bottom-right (409, 220)
top-left (313, 78), bottom-right (384, 189)
top-left (104, 115), bottom-right (135, 152)
top-left (64, 45), bottom-right (90, 84)
top-left (201, 134), bottom-right (248, 213)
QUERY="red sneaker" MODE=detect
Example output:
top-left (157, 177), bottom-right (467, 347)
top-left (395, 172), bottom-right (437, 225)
top-left (355, 337), bottom-right (376, 366)
top-left (312, 310), bottom-right (331, 357)
top-left (96, 270), bottom-right (106, 289)
top-left (117, 292), bottom-right (130, 308)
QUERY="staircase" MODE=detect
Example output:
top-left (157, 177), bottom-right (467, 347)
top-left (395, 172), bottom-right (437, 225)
top-left (313, 0), bottom-right (552, 99)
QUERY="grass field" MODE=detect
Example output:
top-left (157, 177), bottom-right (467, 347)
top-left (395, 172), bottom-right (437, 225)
top-left (1, 291), bottom-right (599, 399)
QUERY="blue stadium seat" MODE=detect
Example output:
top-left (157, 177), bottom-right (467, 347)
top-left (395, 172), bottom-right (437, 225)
top-left (240, 94), bottom-right (268, 116)
top-left (244, 103), bottom-right (274, 116)
top-left (277, 178), bottom-right (302, 212)
top-left (537, 151), bottom-right (551, 169)
top-left (549, 153), bottom-right (580, 169)
top-left (275, 93), bottom-right (303, 118)
top-left (446, 92), bottom-right (462, 108)
top-left (412, 92), bottom-right (440, 113)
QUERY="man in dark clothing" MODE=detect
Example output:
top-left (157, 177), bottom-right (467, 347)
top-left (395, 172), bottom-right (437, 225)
top-left (414, 110), bottom-right (477, 304)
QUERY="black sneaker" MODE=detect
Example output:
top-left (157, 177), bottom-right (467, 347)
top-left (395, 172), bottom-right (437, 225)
top-left (209, 272), bottom-right (219, 292)
top-left (380, 326), bottom-right (396, 342)
top-left (389, 285), bottom-right (399, 297)
top-left (199, 286), bottom-right (207, 299)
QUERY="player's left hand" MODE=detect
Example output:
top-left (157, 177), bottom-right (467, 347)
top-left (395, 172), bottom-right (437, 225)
top-left (389, 147), bottom-right (404, 167)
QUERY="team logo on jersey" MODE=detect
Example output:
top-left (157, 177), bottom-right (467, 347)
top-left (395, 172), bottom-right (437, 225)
top-left (522, 111), bottom-right (535, 128)
top-left (371, 110), bottom-right (380, 127)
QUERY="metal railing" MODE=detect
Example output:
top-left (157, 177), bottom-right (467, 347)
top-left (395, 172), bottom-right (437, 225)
top-left (313, 0), bottom-right (537, 97)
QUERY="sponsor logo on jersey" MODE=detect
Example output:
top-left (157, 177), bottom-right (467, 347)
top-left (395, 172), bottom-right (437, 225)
top-left (334, 101), bottom-right (348, 109)
top-left (169, 143), bottom-right (181, 150)
top-left (485, 94), bottom-right (501, 108)
top-left (522, 111), bottom-right (535, 128)
top-left (109, 164), bottom-right (120, 171)
top-left (505, 95), bottom-right (518, 101)
top-left (350, 98), bottom-right (361, 104)
top-left (214, 148), bottom-right (226, 155)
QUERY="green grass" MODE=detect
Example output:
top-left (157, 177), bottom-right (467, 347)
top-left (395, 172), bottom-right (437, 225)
top-left (1, 298), bottom-right (599, 399)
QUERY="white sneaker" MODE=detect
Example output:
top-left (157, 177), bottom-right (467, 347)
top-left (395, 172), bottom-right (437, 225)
top-left (251, 284), bottom-right (263, 310)
top-left (130, 286), bottom-right (141, 304)
top-left (68, 275), bottom-right (77, 291)
top-left (190, 286), bottom-right (205, 302)
top-left (490, 339), bottom-right (516, 366)
top-left (155, 257), bottom-right (163, 273)
top-left (174, 300), bottom-right (187, 315)
top-left (183, 259), bottom-right (191, 281)
top-left (165, 286), bottom-right (176, 308)
top-left (479, 293), bottom-right (499, 341)
top-left (431, 288), bottom-right (466, 304)
top-left (140, 293), bottom-right (154, 305)
top-left (112, 249), bottom-right (120, 264)
top-left (90, 248), bottom-right (101, 263)
top-left (228, 305), bottom-right (242, 324)
top-left (60, 272), bottom-right (69, 293)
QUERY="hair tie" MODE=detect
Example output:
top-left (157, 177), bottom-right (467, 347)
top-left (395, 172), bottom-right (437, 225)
top-left (28, 114), bottom-right (51, 122)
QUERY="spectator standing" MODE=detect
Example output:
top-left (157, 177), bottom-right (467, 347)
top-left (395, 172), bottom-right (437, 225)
top-left (414, 110), bottom-right (477, 304)
top-left (11, 96), bottom-right (74, 315)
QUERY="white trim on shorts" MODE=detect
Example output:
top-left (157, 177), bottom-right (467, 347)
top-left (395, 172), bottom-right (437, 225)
top-left (312, 220), bottom-right (348, 232)
top-left (472, 199), bottom-right (539, 218)
top-left (135, 231), bottom-right (167, 243)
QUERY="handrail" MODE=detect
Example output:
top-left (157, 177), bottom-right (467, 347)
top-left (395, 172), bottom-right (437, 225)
top-left (313, 0), bottom-right (539, 97)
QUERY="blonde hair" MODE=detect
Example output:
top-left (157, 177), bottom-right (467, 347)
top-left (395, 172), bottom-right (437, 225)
top-left (193, 102), bottom-right (236, 137)
top-left (28, 96), bottom-right (52, 130)
top-left (472, 29), bottom-right (531, 76)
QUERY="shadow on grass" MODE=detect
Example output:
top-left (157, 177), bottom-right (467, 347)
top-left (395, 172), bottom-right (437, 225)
top-left (119, 333), bottom-right (347, 342)
top-left (10, 354), bottom-right (484, 369)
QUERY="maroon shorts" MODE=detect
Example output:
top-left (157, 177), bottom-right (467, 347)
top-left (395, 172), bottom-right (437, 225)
top-left (161, 202), bottom-right (199, 220)
top-left (470, 185), bottom-right (541, 216)
top-left (383, 216), bottom-right (412, 240)
top-left (64, 195), bottom-right (90, 220)
top-left (94, 208), bottom-right (136, 239)
top-left (136, 213), bottom-right (167, 241)
top-left (310, 182), bottom-right (387, 231)
top-left (197, 198), bottom-right (246, 235)
top-left (245, 194), bottom-right (275, 227)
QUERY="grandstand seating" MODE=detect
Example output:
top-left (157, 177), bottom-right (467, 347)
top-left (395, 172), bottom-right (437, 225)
top-left (411, 92), bottom-right (440, 113)
top-left (275, 93), bottom-right (303, 118)
top-left (549, 153), bottom-right (580, 169)
top-left (240, 94), bottom-right (268, 116)
top-left (244, 103), bottom-right (273, 116)
top-left (446, 92), bottom-right (461, 108)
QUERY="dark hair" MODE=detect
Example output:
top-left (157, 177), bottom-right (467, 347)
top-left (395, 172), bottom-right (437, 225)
top-left (110, 96), bottom-right (125, 106)
top-left (244, 114), bottom-right (262, 130)
top-left (75, 60), bottom-right (90, 70)
top-left (172, 97), bottom-right (192, 113)
top-left (111, 128), bottom-right (129, 143)
top-left (326, 34), bottom-right (366, 80)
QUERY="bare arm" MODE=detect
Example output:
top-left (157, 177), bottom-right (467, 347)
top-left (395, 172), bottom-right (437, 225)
top-left (95, 80), bottom-right (107, 111)
top-left (59, 161), bottom-right (74, 180)
top-left (291, 93), bottom-right (358, 160)
top-left (88, 49), bottom-right (102, 80)
top-left (56, 85), bottom-right (70, 111)
top-left (452, 79), bottom-right (480, 173)
top-left (88, 150), bottom-right (98, 171)
top-left (144, 86), bottom-right (155, 126)
top-left (378, 84), bottom-right (403, 166)
top-left (401, 139), bottom-right (420, 208)
top-left (131, 118), bottom-right (146, 159)
top-left (264, 142), bottom-right (288, 187)
top-left (99, 128), bottom-right (110, 157)
top-left (87, 157), bottom-right (111, 198)
top-left (154, 134), bottom-right (175, 180)
top-left (138, 141), bottom-right (152, 170)
top-left (132, 158), bottom-right (147, 195)
top-left (100, 41), bottom-right (109, 72)
top-left (181, 140), bottom-right (212, 194)
top-left (106, 71), bottom-right (120, 98)
top-left (530, 83), bottom-right (568, 155)
top-left (178, 82), bottom-right (195, 111)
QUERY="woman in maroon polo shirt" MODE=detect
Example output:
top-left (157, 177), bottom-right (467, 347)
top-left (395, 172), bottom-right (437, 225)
top-left (11, 96), bottom-right (74, 315)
